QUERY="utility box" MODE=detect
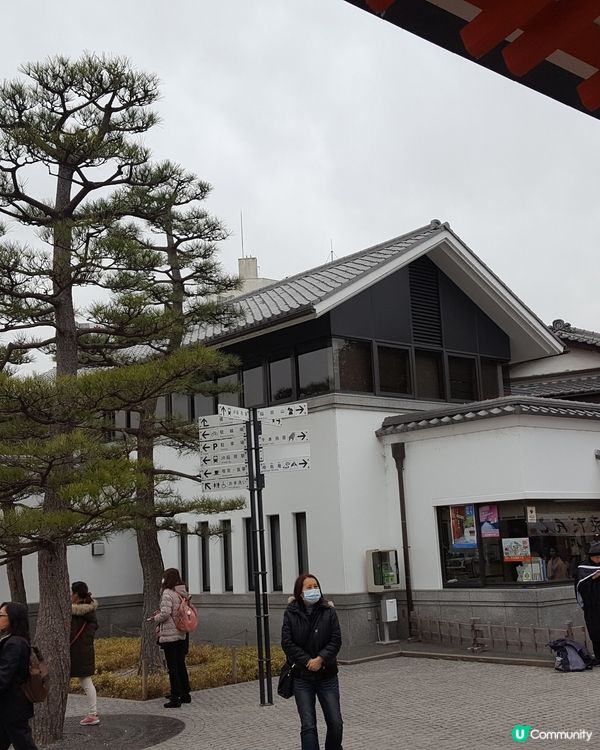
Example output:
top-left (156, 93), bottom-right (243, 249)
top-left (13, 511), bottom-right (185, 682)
top-left (381, 597), bottom-right (398, 624)
top-left (366, 549), bottom-right (400, 592)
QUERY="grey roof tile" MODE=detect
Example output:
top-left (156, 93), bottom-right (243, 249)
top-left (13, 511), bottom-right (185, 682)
top-left (189, 220), bottom-right (445, 345)
top-left (549, 319), bottom-right (600, 348)
top-left (511, 374), bottom-right (600, 397)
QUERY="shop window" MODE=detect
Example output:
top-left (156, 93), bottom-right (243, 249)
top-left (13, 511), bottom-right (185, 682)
top-left (415, 350), bottom-right (444, 400)
top-left (269, 357), bottom-right (293, 402)
top-left (199, 521), bottom-right (210, 592)
top-left (480, 359), bottom-right (501, 400)
top-left (378, 346), bottom-right (411, 395)
top-left (245, 518), bottom-right (255, 592)
top-left (448, 356), bottom-right (477, 401)
top-left (295, 512), bottom-right (309, 575)
top-left (217, 373), bottom-right (240, 407)
top-left (438, 505), bottom-right (481, 585)
top-left (334, 339), bottom-right (373, 393)
top-left (243, 365), bottom-right (265, 407)
top-left (297, 346), bottom-right (333, 398)
top-left (222, 519), bottom-right (233, 592)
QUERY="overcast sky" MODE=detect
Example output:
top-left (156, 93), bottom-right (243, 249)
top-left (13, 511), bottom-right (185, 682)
top-left (3, 0), bottom-right (600, 333)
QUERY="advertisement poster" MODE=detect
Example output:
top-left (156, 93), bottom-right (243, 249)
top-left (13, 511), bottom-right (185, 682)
top-left (502, 537), bottom-right (531, 562)
top-left (479, 505), bottom-right (500, 538)
top-left (450, 504), bottom-right (477, 549)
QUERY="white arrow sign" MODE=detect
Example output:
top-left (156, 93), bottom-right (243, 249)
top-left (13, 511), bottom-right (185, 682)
top-left (201, 477), bottom-right (249, 491)
top-left (218, 404), bottom-right (250, 421)
top-left (198, 414), bottom-right (246, 429)
top-left (259, 429), bottom-right (310, 446)
top-left (200, 450), bottom-right (258, 466)
top-left (200, 463), bottom-right (249, 479)
top-left (260, 457), bottom-right (310, 473)
top-left (199, 424), bottom-right (246, 441)
top-left (257, 402), bottom-right (308, 420)
top-left (200, 436), bottom-right (247, 453)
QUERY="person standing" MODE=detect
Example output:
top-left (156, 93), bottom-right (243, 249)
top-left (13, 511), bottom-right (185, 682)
top-left (0, 601), bottom-right (38, 750)
top-left (70, 581), bottom-right (100, 726)
top-left (152, 568), bottom-right (191, 708)
top-left (546, 548), bottom-right (569, 580)
top-left (281, 573), bottom-right (343, 750)
top-left (575, 541), bottom-right (600, 664)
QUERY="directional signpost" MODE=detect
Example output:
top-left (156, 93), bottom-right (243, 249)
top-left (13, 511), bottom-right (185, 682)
top-left (197, 399), bottom-right (312, 707)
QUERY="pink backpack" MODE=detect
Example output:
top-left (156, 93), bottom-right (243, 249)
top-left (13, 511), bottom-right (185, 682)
top-left (174, 593), bottom-right (198, 633)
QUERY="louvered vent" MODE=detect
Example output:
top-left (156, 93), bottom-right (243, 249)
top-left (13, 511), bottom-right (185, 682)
top-left (409, 257), bottom-right (442, 346)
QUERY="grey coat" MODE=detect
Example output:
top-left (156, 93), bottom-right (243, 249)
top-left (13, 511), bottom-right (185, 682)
top-left (154, 585), bottom-right (188, 643)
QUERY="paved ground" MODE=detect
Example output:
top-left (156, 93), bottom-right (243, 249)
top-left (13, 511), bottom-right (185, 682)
top-left (58, 655), bottom-right (600, 750)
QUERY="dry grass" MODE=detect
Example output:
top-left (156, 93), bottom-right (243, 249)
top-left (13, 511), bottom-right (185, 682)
top-left (69, 637), bottom-right (286, 700)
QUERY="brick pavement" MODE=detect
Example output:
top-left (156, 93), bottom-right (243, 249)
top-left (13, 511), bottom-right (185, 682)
top-left (65, 657), bottom-right (600, 749)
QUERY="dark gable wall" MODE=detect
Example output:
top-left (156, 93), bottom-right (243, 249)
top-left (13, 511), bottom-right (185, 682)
top-left (223, 256), bottom-right (510, 362)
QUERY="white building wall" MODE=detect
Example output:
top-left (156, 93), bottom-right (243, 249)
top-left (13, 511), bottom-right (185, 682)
top-left (511, 348), bottom-right (600, 378)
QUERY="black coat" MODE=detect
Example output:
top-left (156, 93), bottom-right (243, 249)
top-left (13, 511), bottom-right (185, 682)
top-left (576, 563), bottom-right (600, 641)
top-left (281, 599), bottom-right (341, 681)
top-left (70, 600), bottom-right (98, 678)
top-left (0, 634), bottom-right (33, 722)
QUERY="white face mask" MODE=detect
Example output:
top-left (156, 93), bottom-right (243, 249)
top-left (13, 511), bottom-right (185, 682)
top-left (302, 588), bottom-right (321, 604)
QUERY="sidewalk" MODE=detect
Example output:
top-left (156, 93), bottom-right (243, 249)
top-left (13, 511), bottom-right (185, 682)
top-left (50, 646), bottom-right (599, 750)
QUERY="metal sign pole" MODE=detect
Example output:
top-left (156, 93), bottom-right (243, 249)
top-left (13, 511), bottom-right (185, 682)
top-left (246, 417), bottom-right (266, 705)
top-left (252, 409), bottom-right (273, 704)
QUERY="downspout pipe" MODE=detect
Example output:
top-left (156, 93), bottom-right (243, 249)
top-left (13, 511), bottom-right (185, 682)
top-left (391, 442), bottom-right (414, 636)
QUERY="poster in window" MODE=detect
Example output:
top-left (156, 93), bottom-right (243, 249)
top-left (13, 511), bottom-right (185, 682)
top-left (502, 537), bottom-right (531, 562)
top-left (479, 504), bottom-right (499, 538)
top-left (450, 504), bottom-right (477, 549)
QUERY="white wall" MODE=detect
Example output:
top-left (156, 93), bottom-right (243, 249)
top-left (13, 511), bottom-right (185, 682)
top-left (511, 348), bottom-right (600, 378)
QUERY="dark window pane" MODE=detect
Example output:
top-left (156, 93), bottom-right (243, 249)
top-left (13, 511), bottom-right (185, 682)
top-left (448, 356), bottom-right (476, 401)
top-left (378, 346), bottom-right (411, 394)
top-left (481, 359), bottom-right (501, 400)
top-left (298, 347), bottom-right (333, 398)
top-left (335, 339), bottom-right (373, 393)
top-left (243, 365), bottom-right (265, 407)
top-left (218, 373), bottom-right (240, 407)
top-left (222, 519), bottom-right (233, 591)
top-left (437, 505), bottom-right (480, 585)
top-left (269, 358), bottom-right (293, 402)
top-left (295, 512), bottom-right (309, 575)
top-left (179, 523), bottom-right (188, 585)
top-left (195, 389), bottom-right (215, 417)
top-left (245, 518), bottom-right (255, 592)
top-left (269, 515), bottom-right (283, 591)
top-left (200, 521), bottom-right (210, 592)
top-left (415, 350), bottom-right (444, 400)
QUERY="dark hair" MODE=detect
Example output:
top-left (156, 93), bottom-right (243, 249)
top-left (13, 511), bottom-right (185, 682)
top-left (162, 568), bottom-right (184, 590)
top-left (71, 581), bottom-right (92, 604)
top-left (292, 573), bottom-right (324, 606)
top-left (0, 602), bottom-right (31, 642)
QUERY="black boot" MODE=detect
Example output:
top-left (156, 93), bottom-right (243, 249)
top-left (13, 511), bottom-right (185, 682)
top-left (180, 694), bottom-right (191, 703)
top-left (163, 698), bottom-right (181, 708)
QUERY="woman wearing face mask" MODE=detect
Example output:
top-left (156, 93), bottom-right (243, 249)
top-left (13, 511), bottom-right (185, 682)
top-left (281, 573), bottom-right (343, 750)
top-left (0, 601), bottom-right (38, 750)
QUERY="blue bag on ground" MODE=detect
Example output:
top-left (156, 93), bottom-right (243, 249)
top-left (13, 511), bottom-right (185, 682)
top-left (547, 638), bottom-right (593, 672)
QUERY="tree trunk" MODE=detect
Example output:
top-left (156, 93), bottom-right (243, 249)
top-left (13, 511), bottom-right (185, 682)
top-left (6, 555), bottom-right (27, 604)
top-left (32, 542), bottom-right (70, 746)
top-left (136, 400), bottom-right (164, 674)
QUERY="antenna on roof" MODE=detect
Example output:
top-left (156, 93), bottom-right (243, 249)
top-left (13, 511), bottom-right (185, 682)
top-left (240, 211), bottom-right (245, 258)
top-left (326, 238), bottom-right (336, 263)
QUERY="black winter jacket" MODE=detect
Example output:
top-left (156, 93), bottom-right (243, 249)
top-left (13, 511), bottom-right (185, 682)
top-left (0, 634), bottom-right (34, 723)
top-left (70, 600), bottom-right (98, 678)
top-left (281, 599), bottom-right (341, 681)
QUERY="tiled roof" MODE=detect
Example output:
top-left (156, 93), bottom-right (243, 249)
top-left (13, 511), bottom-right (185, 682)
top-left (549, 319), bottom-right (600, 348)
top-left (511, 375), bottom-right (600, 398)
top-left (188, 220), bottom-right (446, 345)
top-left (376, 396), bottom-right (600, 437)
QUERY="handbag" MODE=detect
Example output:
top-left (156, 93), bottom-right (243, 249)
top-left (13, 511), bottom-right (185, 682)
top-left (277, 661), bottom-right (296, 699)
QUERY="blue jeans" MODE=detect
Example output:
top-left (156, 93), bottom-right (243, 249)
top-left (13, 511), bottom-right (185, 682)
top-left (293, 675), bottom-right (343, 750)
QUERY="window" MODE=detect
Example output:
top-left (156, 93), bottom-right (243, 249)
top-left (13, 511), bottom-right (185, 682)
top-left (243, 365), bottom-right (265, 407)
top-left (195, 386), bottom-right (215, 418)
top-left (448, 356), bottom-right (477, 401)
top-left (415, 350), bottom-right (444, 400)
top-left (295, 512), bottom-right (309, 575)
top-left (480, 359), bottom-right (501, 400)
top-left (269, 515), bottom-right (283, 592)
top-left (217, 373), bottom-right (240, 407)
top-left (179, 523), bottom-right (188, 585)
top-left (297, 346), bottom-right (333, 398)
top-left (222, 520), bottom-right (233, 592)
top-left (269, 357), bottom-right (293, 402)
top-left (245, 517), bottom-right (255, 592)
top-left (199, 521), bottom-right (210, 592)
top-left (377, 346), bottom-right (411, 395)
top-left (171, 393), bottom-right (189, 420)
top-left (334, 339), bottom-right (373, 393)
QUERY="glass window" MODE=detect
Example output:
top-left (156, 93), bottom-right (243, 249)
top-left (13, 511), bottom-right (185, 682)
top-left (378, 346), bottom-right (411, 395)
top-left (199, 521), bottom-right (210, 592)
top-left (295, 512), bottom-right (309, 575)
top-left (480, 359), bottom-right (501, 400)
top-left (448, 356), bottom-right (477, 401)
top-left (217, 373), bottom-right (240, 407)
top-left (222, 519), bottom-right (233, 592)
top-left (245, 518), bottom-right (255, 592)
top-left (297, 346), bottom-right (333, 398)
top-left (179, 523), bottom-right (188, 585)
top-left (438, 505), bottom-right (480, 586)
top-left (334, 339), bottom-right (373, 393)
top-left (195, 384), bottom-right (215, 418)
top-left (171, 393), bottom-right (189, 420)
top-left (269, 358), bottom-right (293, 402)
top-left (269, 515), bottom-right (283, 592)
top-left (415, 350), bottom-right (444, 400)
top-left (243, 365), bottom-right (265, 407)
